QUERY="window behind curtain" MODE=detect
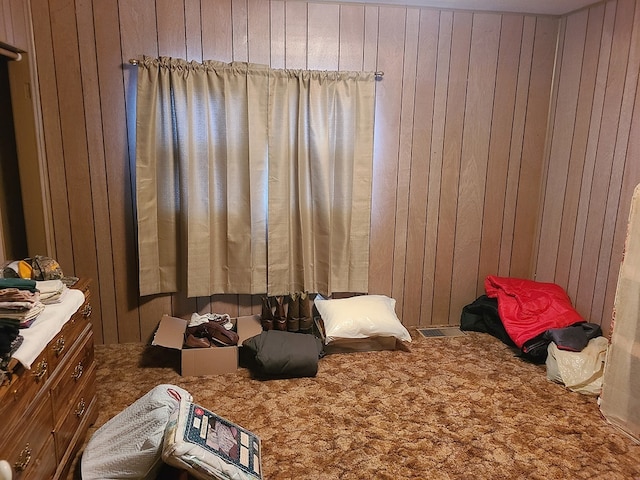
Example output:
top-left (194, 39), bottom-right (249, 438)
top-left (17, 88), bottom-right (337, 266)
top-left (135, 57), bottom-right (375, 298)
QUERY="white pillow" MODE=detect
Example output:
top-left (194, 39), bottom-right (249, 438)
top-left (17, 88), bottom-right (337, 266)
top-left (314, 295), bottom-right (412, 344)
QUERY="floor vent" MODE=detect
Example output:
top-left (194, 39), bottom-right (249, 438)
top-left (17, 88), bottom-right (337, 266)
top-left (417, 327), bottom-right (466, 338)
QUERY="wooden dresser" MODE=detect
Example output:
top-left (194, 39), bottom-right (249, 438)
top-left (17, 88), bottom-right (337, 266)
top-left (0, 279), bottom-right (98, 479)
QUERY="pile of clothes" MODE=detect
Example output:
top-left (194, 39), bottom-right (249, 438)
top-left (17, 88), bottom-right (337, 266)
top-left (461, 275), bottom-right (602, 363)
top-left (0, 255), bottom-right (73, 378)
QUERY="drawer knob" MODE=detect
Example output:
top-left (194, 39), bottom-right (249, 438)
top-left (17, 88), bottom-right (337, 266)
top-left (74, 398), bottom-right (86, 417)
top-left (53, 336), bottom-right (65, 356)
top-left (81, 303), bottom-right (92, 318)
top-left (32, 359), bottom-right (48, 380)
top-left (72, 363), bottom-right (84, 381)
top-left (14, 443), bottom-right (31, 471)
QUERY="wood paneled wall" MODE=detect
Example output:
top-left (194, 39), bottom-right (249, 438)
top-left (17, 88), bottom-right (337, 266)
top-left (20, 0), bottom-right (631, 345)
top-left (535, 0), bottom-right (640, 335)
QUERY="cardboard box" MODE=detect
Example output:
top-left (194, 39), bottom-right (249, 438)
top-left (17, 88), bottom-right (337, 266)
top-left (313, 316), bottom-right (401, 355)
top-left (152, 314), bottom-right (263, 376)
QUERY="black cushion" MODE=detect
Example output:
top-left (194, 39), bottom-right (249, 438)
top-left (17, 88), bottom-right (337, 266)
top-left (242, 330), bottom-right (324, 378)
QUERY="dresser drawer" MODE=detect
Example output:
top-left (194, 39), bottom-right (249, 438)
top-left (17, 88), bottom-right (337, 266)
top-left (2, 393), bottom-right (55, 480)
top-left (53, 363), bottom-right (96, 463)
top-left (50, 327), bottom-right (94, 424)
top-left (47, 299), bottom-right (92, 372)
top-left (0, 350), bottom-right (50, 434)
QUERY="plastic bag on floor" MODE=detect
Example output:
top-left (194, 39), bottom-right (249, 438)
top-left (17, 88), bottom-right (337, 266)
top-left (546, 336), bottom-right (608, 395)
top-left (81, 384), bottom-right (192, 480)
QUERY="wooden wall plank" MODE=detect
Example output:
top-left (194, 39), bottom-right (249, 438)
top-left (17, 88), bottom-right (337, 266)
top-left (339, 4), bottom-right (365, 71)
top-left (568, 1), bottom-right (616, 301)
top-left (499, 16), bottom-right (535, 277)
top-left (308, 3), bottom-right (339, 70)
top-left (157, 0), bottom-right (186, 58)
top-left (403, 9), bottom-right (438, 326)
top-left (75, 0), bottom-right (115, 344)
top-left (592, 0), bottom-right (638, 324)
top-left (363, 5), bottom-right (378, 72)
top-left (576, 0), bottom-right (632, 318)
top-left (450, 12), bottom-right (500, 322)
top-left (202, 0), bottom-right (232, 62)
top-left (94, 0), bottom-right (141, 342)
top-left (477, 14), bottom-right (523, 293)
top-left (535, 11), bottom-right (587, 282)
top-left (1, 0), bottom-right (12, 45)
top-left (285, 1), bottom-right (307, 69)
top-left (248, 0), bottom-right (269, 65)
top-left (510, 16), bottom-right (558, 278)
top-left (232, 0), bottom-right (248, 62)
top-left (8, 0), bottom-right (27, 50)
top-left (270, 1), bottom-right (285, 69)
top-left (185, 0), bottom-right (203, 62)
top-left (368, 5), bottom-right (405, 296)
top-left (391, 8), bottom-right (419, 319)
top-left (554, 4), bottom-right (605, 289)
top-left (601, 2), bottom-right (640, 334)
top-left (30, 0), bottom-right (74, 271)
top-left (50, 0), bottom-right (97, 280)
top-left (432, 11), bottom-right (472, 324)
top-left (421, 11), bottom-right (451, 325)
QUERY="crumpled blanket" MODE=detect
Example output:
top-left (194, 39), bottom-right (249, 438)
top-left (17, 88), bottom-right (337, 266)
top-left (484, 275), bottom-right (583, 348)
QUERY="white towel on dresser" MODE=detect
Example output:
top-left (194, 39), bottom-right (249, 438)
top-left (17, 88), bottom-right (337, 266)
top-left (11, 288), bottom-right (85, 369)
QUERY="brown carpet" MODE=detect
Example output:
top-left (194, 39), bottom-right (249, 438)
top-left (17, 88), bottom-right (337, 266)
top-left (72, 330), bottom-right (640, 479)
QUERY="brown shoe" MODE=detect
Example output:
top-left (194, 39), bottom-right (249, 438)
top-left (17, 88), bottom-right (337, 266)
top-left (274, 296), bottom-right (286, 319)
top-left (261, 296), bottom-right (275, 331)
top-left (287, 293), bottom-right (299, 320)
top-left (184, 333), bottom-right (211, 348)
top-left (186, 324), bottom-right (208, 338)
top-left (204, 322), bottom-right (239, 346)
top-left (299, 317), bottom-right (313, 334)
top-left (287, 317), bottom-right (300, 332)
top-left (274, 318), bottom-right (287, 331)
top-left (299, 292), bottom-right (311, 318)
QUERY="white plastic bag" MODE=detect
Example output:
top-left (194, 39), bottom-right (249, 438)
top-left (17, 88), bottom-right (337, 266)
top-left (81, 384), bottom-right (192, 480)
top-left (546, 336), bottom-right (608, 395)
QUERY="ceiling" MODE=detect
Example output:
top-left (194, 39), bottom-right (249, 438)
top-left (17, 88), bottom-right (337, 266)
top-left (333, 0), bottom-right (601, 16)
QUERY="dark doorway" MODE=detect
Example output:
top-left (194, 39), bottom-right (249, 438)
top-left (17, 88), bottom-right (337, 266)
top-left (0, 56), bottom-right (28, 260)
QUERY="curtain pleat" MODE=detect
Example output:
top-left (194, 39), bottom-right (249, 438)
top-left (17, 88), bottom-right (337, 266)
top-left (267, 70), bottom-right (375, 296)
top-left (136, 58), bottom-right (374, 298)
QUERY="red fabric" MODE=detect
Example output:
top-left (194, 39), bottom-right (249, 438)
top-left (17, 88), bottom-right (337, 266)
top-left (484, 276), bottom-right (583, 348)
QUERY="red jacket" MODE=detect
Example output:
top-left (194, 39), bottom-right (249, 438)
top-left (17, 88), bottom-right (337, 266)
top-left (484, 276), bottom-right (583, 348)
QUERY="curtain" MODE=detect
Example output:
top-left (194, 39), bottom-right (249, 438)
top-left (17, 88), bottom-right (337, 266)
top-left (135, 57), bottom-right (375, 298)
top-left (600, 183), bottom-right (640, 442)
top-left (267, 70), bottom-right (375, 295)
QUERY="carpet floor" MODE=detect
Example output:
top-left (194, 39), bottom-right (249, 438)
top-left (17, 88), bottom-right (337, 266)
top-left (71, 329), bottom-right (640, 479)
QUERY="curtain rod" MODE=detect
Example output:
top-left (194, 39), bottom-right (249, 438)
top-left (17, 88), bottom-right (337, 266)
top-left (128, 58), bottom-right (384, 78)
top-left (0, 47), bottom-right (21, 61)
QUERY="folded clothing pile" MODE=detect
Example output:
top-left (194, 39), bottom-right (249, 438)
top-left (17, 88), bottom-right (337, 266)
top-left (36, 279), bottom-right (67, 305)
top-left (0, 278), bottom-right (44, 328)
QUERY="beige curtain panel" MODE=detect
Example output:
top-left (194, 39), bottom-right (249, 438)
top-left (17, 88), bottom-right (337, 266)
top-left (600, 183), bottom-right (640, 443)
top-left (135, 57), bottom-right (375, 298)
